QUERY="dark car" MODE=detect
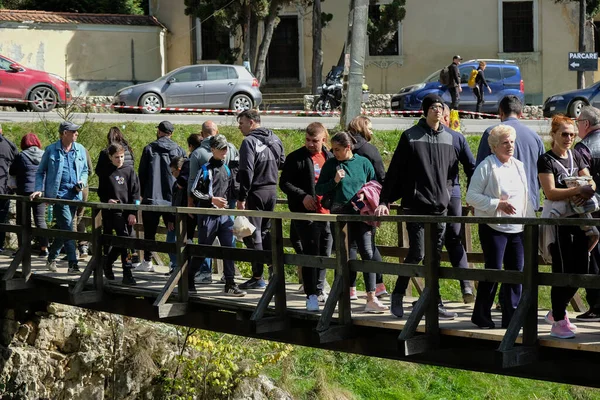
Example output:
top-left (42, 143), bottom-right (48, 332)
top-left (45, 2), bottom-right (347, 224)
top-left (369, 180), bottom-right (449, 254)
top-left (112, 64), bottom-right (262, 114)
top-left (390, 59), bottom-right (524, 114)
top-left (542, 83), bottom-right (600, 118)
top-left (0, 54), bottom-right (72, 112)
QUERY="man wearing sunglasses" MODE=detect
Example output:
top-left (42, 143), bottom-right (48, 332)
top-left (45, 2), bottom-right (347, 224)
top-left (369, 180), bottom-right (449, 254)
top-left (574, 106), bottom-right (600, 322)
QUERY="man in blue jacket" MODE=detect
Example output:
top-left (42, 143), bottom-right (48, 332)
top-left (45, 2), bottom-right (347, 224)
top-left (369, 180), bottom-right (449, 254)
top-left (31, 121), bottom-right (89, 274)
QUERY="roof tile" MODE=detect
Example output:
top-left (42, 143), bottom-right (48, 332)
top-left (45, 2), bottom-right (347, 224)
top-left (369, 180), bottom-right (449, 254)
top-left (0, 9), bottom-right (166, 28)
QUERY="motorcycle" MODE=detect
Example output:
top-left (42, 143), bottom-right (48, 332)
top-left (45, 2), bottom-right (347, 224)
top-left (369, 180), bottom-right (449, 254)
top-left (313, 66), bottom-right (344, 115)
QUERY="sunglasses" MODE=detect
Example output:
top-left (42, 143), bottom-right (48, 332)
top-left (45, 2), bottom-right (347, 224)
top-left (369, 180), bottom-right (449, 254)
top-left (560, 132), bottom-right (576, 138)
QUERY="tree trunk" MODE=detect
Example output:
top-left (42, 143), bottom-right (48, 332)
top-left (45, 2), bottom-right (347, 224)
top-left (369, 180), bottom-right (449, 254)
top-left (242, 0), bottom-right (251, 63)
top-left (250, 12), bottom-right (259, 73)
top-left (578, 0), bottom-right (586, 89)
top-left (255, 1), bottom-right (283, 84)
top-left (311, 0), bottom-right (323, 93)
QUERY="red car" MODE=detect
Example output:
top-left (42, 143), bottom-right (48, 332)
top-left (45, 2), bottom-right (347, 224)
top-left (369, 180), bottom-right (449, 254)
top-left (0, 54), bottom-right (71, 112)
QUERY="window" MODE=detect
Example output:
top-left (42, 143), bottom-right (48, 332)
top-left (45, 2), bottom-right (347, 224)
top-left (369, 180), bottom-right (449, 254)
top-left (485, 67), bottom-right (502, 83)
top-left (195, 17), bottom-right (231, 61)
top-left (502, 1), bottom-right (534, 52)
top-left (502, 67), bottom-right (518, 80)
top-left (206, 66), bottom-right (229, 81)
top-left (367, 4), bottom-right (402, 57)
top-left (0, 57), bottom-right (12, 71)
top-left (170, 67), bottom-right (203, 83)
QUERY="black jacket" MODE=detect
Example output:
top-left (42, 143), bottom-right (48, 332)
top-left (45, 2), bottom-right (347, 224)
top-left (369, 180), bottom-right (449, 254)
top-left (237, 127), bottom-right (285, 201)
top-left (171, 159), bottom-right (190, 207)
top-left (380, 118), bottom-right (457, 214)
top-left (279, 146), bottom-right (333, 212)
top-left (95, 146), bottom-right (134, 177)
top-left (475, 68), bottom-right (489, 90)
top-left (10, 146), bottom-right (43, 195)
top-left (191, 157), bottom-right (233, 208)
top-left (448, 62), bottom-right (461, 88)
top-left (138, 136), bottom-right (186, 205)
top-left (351, 134), bottom-right (385, 183)
top-left (97, 164), bottom-right (140, 216)
top-left (0, 135), bottom-right (18, 195)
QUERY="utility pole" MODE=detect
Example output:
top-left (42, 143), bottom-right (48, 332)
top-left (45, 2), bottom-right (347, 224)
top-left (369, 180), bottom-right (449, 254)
top-left (341, 0), bottom-right (368, 127)
top-left (578, 0), bottom-right (586, 89)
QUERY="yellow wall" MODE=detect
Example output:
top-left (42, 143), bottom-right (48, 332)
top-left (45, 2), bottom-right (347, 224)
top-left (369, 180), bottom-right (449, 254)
top-left (156, 0), bottom-right (591, 104)
top-left (0, 25), bottom-right (164, 81)
top-left (150, 0), bottom-right (193, 71)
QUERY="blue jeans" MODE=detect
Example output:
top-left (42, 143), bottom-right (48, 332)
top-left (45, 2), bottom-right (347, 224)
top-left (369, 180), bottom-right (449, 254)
top-left (49, 204), bottom-right (77, 263)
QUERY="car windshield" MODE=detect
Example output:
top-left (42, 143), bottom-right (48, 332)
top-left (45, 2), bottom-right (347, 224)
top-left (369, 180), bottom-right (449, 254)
top-left (424, 70), bottom-right (441, 83)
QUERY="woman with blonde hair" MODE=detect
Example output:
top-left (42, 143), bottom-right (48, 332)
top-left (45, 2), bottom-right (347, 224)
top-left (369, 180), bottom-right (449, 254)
top-left (538, 114), bottom-right (595, 339)
top-left (467, 124), bottom-right (529, 329)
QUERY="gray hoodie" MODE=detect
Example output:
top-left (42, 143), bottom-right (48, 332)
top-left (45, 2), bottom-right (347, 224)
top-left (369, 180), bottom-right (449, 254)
top-left (10, 146), bottom-right (43, 194)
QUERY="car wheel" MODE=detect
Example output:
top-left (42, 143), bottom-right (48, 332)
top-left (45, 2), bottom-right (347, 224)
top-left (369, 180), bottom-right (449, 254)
top-left (230, 94), bottom-right (253, 112)
top-left (29, 87), bottom-right (57, 112)
top-left (568, 100), bottom-right (585, 118)
top-left (139, 93), bottom-right (162, 114)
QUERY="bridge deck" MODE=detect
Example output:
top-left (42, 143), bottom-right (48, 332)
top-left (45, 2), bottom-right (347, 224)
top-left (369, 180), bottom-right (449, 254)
top-left (5, 253), bottom-right (600, 354)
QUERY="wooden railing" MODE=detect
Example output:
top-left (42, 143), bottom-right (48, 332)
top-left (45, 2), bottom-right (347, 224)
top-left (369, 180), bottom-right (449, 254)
top-left (2, 194), bottom-right (600, 368)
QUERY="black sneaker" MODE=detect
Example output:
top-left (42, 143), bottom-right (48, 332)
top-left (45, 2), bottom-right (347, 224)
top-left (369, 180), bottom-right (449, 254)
top-left (224, 283), bottom-right (246, 297)
top-left (391, 293), bottom-right (404, 318)
top-left (575, 309), bottom-right (600, 322)
top-left (67, 263), bottom-right (81, 274)
top-left (239, 277), bottom-right (266, 290)
top-left (103, 262), bottom-right (115, 280)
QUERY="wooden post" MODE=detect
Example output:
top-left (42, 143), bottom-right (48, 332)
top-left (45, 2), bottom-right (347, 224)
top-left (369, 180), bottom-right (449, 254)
top-left (176, 212), bottom-right (189, 302)
top-left (335, 221), bottom-right (351, 324)
top-left (522, 224), bottom-right (538, 346)
top-left (423, 222), bottom-right (440, 337)
top-left (20, 199), bottom-right (32, 280)
top-left (91, 208), bottom-right (103, 293)
top-left (271, 218), bottom-right (286, 316)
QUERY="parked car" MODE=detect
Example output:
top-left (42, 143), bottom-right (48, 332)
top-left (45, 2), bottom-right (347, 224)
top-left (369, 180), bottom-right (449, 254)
top-left (0, 54), bottom-right (72, 112)
top-left (542, 83), bottom-right (600, 118)
top-left (390, 59), bottom-right (524, 114)
top-left (112, 64), bottom-right (262, 114)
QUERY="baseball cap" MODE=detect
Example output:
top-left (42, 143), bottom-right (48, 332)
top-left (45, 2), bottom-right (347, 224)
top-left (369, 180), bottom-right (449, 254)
top-left (157, 121), bottom-right (174, 134)
top-left (58, 121), bottom-right (80, 133)
top-left (209, 134), bottom-right (228, 150)
top-left (453, 55), bottom-right (463, 61)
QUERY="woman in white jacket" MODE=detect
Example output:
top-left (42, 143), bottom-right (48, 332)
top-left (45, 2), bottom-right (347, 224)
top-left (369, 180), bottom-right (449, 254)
top-left (467, 125), bottom-right (529, 329)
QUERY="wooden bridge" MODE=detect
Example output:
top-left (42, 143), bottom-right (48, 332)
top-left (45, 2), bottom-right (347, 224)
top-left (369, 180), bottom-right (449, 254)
top-left (2, 194), bottom-right (600, 388)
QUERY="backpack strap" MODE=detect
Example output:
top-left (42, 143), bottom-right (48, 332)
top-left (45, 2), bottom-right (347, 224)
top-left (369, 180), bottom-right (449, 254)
top-left (224, 164), bottom-right (231, 177)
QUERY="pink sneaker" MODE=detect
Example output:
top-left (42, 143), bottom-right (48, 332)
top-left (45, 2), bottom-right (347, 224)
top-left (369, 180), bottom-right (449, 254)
top-left (545, 311), bottom-right (577, 332)
top-left (551, 319), bottom-right (576, 339)
top-left (349, 287), bottom-right (358, 300)
top-left (375, 283), bottom-right (389, 298)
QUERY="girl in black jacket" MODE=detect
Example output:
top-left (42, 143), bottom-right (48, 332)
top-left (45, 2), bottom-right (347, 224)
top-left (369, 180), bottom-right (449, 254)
top-left (347, 116), bottom-right (388, 299)
top-left (473, 61), bottom-right (492, 114)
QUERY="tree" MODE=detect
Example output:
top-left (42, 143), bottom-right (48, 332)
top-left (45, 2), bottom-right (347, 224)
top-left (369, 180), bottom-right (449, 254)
top-left (0, 0), bottom-right (144, 14)
top-left (308, 0), bottom-right (333, 93)
top-left (555, 0), bottom-right (600, 88)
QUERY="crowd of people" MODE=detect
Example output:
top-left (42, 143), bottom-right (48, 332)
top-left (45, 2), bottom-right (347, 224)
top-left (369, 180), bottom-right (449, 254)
top-left (1, 93), bottom-right (600, 340)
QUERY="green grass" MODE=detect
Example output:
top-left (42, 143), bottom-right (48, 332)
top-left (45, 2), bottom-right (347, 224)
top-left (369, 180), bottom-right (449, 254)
top-left (3, 118), bottom-right (599, 399)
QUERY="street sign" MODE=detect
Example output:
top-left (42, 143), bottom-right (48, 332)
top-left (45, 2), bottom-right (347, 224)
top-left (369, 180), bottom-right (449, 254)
top-left (568, 52), bottom-right (598, 71)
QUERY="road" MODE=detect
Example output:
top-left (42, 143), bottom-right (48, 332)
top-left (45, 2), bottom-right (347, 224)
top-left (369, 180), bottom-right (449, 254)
top-left (0, 111), bottom-right (552, 135)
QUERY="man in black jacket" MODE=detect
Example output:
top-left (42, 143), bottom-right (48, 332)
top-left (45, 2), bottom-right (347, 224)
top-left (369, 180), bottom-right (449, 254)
top-left (280, 122), bottom-right (332, 311)
top-left (447, 55), bottom-right (462, 110)
top-left (375, 94), bottom-right (458, 320)
top-left (236, 110), bottom-right (285, 289)
top-left (137, 121), bottom-right (186, 272)
top-left (0, 124), bottom-right (18, 252)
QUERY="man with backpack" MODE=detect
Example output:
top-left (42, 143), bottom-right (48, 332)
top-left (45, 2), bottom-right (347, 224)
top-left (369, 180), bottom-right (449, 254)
top-left (236, 110), bottom-right (285, 290)
top-left (443, 55), bottom-right (463, 110)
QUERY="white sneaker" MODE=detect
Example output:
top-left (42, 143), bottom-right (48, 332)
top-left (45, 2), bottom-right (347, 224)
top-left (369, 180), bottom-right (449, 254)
top-left (306, 294), bottom-right (320, 312)
top-left (364, 297), bottom-right (389, 313)
top-left (317, 293), bottom-right (328, 303)
top-left (134, 260), bottom-right (154, 272)
top-left (46, 259), bottom-right (57, 272)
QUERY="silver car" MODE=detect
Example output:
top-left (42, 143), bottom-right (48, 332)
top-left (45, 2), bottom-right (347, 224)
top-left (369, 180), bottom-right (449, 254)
top-left (112, 64), bottom-right (262, 114)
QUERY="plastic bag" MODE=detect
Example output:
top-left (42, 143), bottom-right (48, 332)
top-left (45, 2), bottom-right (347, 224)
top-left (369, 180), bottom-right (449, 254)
top-left (449, 109), bottom-right (461, 131)
top-left (233, 216), bottom-right (256, 241)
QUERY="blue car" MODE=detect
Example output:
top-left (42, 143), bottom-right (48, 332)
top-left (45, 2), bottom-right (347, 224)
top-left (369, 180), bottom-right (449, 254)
top-left (390, 59), bottom-right (524, 115)
top-left (543, 83), bottom-right (600, 118)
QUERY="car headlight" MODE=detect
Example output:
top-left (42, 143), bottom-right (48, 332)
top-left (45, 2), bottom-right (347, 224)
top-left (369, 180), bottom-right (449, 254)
top-left (398, 83), bottom-right (425, 94)
top-left (49, 73), bottom-right (65, 82)
top-left (118, 88), bottom-right (133, 96)
top-left (548, 95), bottom-right (564, 102)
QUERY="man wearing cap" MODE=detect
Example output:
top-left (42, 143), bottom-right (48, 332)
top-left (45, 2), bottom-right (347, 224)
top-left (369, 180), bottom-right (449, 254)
top-left (448, 55), bottom-right (463, 110)
top-left (31, 121), bottom-right (89, 274)
top-left (375, 94), bottom-right (458, 320)
top-left (0, 123), bottom-right (18, 253)
top-left (137, 121), bottom-right (186, 272)
top-left (189, 134), bottom-right (245, 296)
